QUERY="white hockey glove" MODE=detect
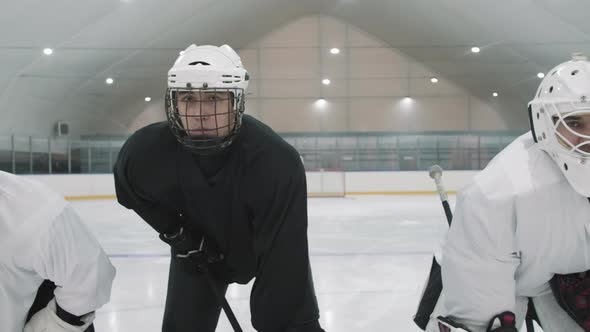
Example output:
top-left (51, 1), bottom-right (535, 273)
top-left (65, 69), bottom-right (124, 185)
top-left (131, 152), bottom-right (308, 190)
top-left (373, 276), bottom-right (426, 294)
top-left (436, 312), bottom-right (517, 332)
top-left (24, 299), bottom-right (95, 332)
top-left (436, 316), bottom-right (472, 331)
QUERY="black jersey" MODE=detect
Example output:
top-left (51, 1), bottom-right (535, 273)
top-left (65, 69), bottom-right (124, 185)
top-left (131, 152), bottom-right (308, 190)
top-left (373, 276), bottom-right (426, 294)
top-left (114, 115), bottom-right (322, 332)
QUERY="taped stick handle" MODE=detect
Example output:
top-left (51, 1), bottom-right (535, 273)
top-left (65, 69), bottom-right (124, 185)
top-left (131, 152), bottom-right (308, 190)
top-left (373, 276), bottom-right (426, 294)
top-left (429, 165), bottom-right (453, 226)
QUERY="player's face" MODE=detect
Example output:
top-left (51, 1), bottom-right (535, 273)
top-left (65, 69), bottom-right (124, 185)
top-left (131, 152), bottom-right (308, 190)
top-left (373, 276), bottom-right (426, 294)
top-left (176, 91), bottom-right (234, 137)
top-left (554, 113), bottom-right (590, 154)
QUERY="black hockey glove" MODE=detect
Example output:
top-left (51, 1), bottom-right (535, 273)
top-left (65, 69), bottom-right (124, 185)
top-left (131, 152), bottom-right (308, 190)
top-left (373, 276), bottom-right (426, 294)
top-left (56, 302), bottom-right (91, 327)
top-left (551, 271), bottom-right (590, 331)
top-left (436, 312), bottom-right (517, 332)
top-left (159, 227), bottom-right (224, 274)
top-left (485, 312), bottom-right (517, 332)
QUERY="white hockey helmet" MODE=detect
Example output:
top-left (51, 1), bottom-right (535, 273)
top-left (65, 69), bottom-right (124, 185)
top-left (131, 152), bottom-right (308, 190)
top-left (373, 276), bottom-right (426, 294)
top-left (165, 44), bottom-right (250, 154)
top-left (528, 54), bottom-right (590, 197)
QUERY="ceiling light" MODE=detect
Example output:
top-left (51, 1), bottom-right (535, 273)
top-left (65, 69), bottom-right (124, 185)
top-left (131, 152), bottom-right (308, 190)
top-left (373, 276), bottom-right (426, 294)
top-left (322, 78), bottom-right (331, 85)
top-left (471, 47), bottom-right (480, 54)
top-left (43, 48), bottom-right (53, 55)
top-left (145, 97), bottom-right (151, 102)
top-left (537, 72), bottom-right (545, 79)
top-left (492, 92), bottom-right (498, 97)
top-left (315, 98), bottom-right (327, 110)
top-left (430, 77), bottom-right (439, 84)
top-left (106, 78), bottom-right (114, 85)
top-left (330, 48), bottom-right (340, 55)
top-left (400, 97), bottom-right (415, 111)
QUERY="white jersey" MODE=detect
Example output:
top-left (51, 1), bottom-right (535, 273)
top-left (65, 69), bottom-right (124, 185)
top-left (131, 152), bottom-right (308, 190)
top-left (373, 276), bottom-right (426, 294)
top-left (436, 133), bottom-right (590, 331)
top-left (0, 171), bottom-right (116, 332)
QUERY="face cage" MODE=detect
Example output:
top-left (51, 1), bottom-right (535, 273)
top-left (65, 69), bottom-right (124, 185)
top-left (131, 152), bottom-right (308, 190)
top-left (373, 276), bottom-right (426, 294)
top-left (541, 101), bottom-right (590, 159)
top-left (165, 87), bottom-right (245, 155)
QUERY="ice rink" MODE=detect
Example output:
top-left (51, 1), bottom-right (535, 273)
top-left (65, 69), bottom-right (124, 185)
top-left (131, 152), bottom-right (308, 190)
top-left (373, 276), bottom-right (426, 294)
top-left (72, 195), bottom-right (454, 332)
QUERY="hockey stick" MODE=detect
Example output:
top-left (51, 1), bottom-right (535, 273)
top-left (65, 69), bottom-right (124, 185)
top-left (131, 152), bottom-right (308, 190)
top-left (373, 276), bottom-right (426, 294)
top-left (430, 165), bottom-right (453, 227)
top-left (413, 165), bottom-right (452, 330)
top-left (202, 267), bottom-right (244, 332)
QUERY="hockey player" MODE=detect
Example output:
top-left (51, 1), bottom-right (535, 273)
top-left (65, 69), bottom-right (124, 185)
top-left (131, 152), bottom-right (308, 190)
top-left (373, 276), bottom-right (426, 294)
top-left (113, 44), bottom-right (325, 332)
top-left (0, 170), bottom-right (116, 332)
top-left (426, 55), bottom-right (590, 332)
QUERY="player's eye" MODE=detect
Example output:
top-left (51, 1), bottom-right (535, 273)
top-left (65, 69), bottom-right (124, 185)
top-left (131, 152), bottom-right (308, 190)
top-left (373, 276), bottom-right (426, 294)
top-left (566, 120), bottom-right (583, 129)
top-left (179, 94), bottom-right (194, 102)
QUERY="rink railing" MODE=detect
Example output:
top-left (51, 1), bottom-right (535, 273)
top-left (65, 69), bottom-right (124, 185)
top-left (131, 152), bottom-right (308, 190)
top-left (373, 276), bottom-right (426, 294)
top-left (0, 131), bottom-right (523, 174)
top-left (23, 171), bottom-right (480, 200)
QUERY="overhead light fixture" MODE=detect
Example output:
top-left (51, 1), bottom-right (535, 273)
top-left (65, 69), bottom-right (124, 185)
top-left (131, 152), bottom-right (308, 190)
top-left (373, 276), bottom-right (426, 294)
top-left (315, 98), bottom-right (327, 110)
top-left (471, 47), bottom-right (480, 54)
top-left (330, 48), bottom-right (340, 55)
top-left (106, 78), bottom-right (114, 85)
top-left (179, 51), bottom-right (185, 55)
top-left (401, 97), bottom-right (414, 104)
top-left (145, 97), bottom-right (151, 102)
top-left (430, 77), bottom-right (439, 84)
top-left (43, 48), bottom-right (53, 56)
top-left (400, 96), bottom-right (415, 111)
top-left (537, 72), bottom-right (545, 79)
top-left (322, 78), bottom-right (331, 85)
top-left (492, 92), bottom-right (499, 97)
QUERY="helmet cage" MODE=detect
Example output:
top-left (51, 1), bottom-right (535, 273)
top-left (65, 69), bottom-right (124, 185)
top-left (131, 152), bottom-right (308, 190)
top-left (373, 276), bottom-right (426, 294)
top-left (537, 100), bottom-right (590, 159)
top-left (165, 86), bottom-right (245, 155)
